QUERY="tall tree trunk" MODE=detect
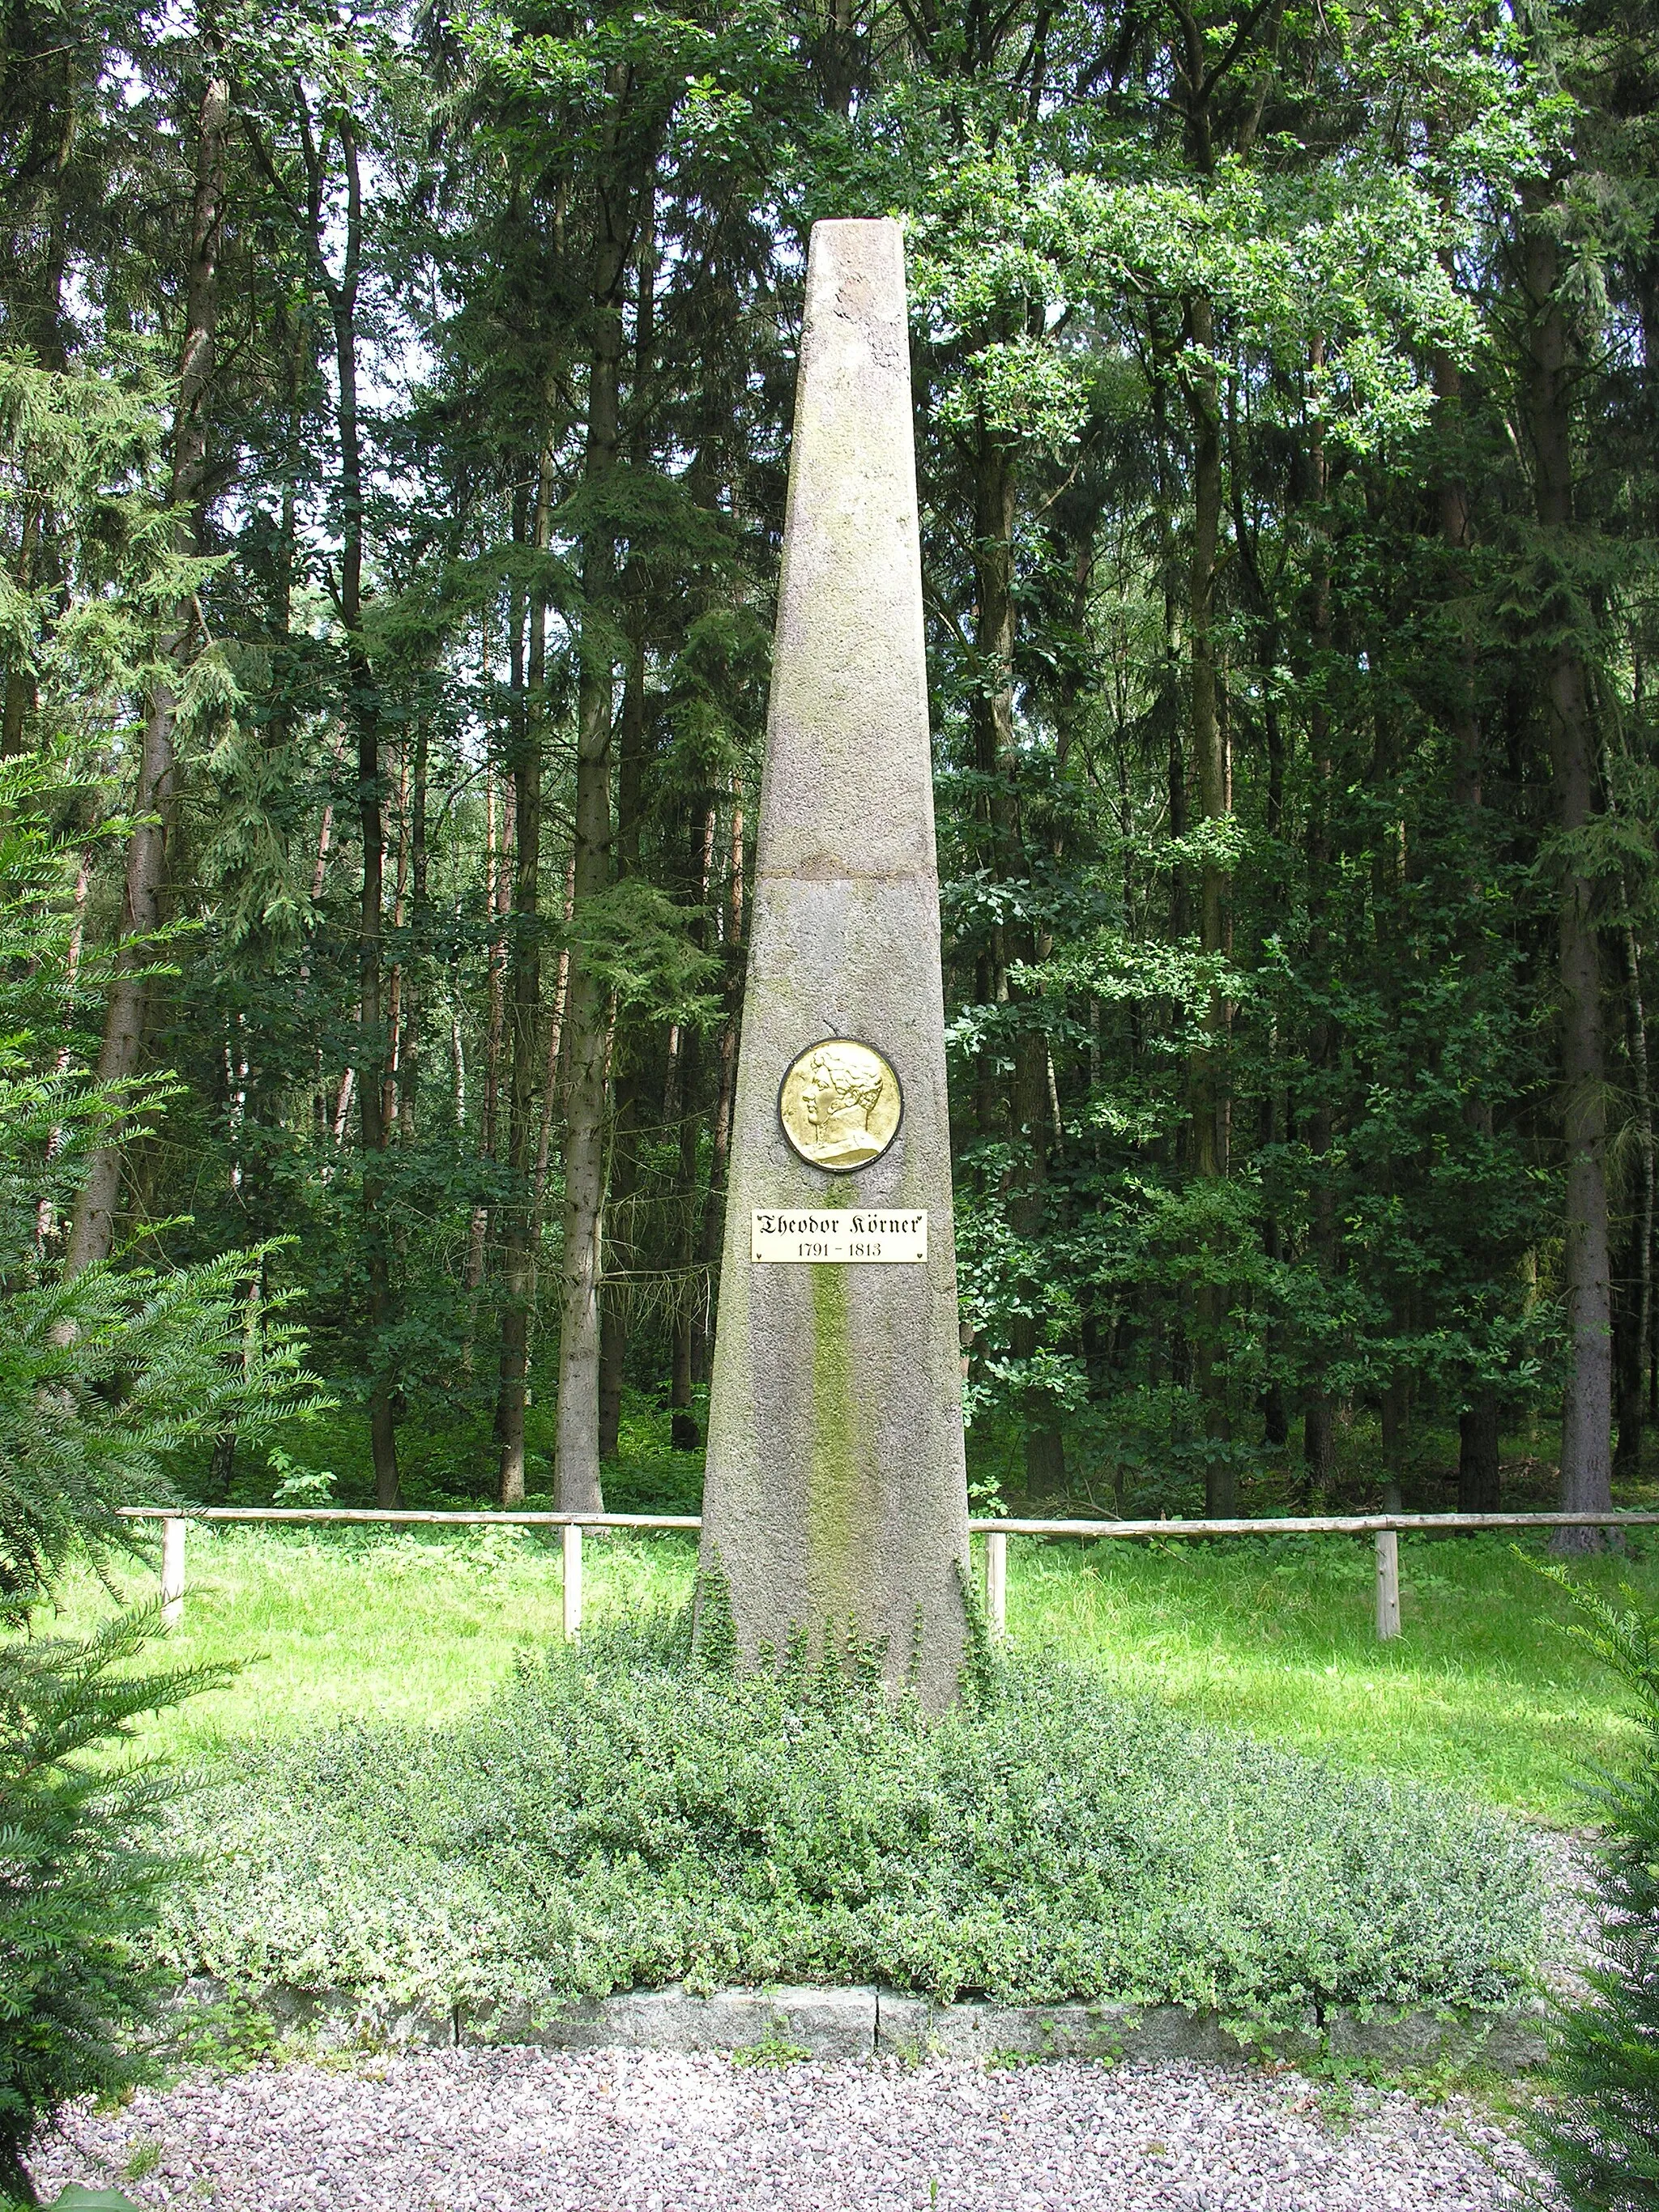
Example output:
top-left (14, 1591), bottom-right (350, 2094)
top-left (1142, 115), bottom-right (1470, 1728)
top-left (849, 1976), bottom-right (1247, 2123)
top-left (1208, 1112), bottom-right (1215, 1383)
top-left (668, 1019), bottom-right (702, 1439)
top-left (400, 718), bottom-right (428, 1144)
top-left (1301, 342), bottom-right (1338, 1493)
top-left (973, 424), bottom-right (1063, 1493)
top-left (532, 852), bottom-right (576, 1230)
top-left (333, 121), bottom-right (400, 1507)
top-left (669, 799), bottom-right (715, 1422)
top-left (1522, 198), bottom-right (1614, 1546)
top-left (497, 443), bottom-right (552, 1507)
top-left (245, 100), bottom-right (402, 1494)
top-left (66, 68), bottom-right (228, 1274)
top-left (381, 748), bottom-right (410, 1140)
top-left (462, 763), bottom-right (507, 1375)
top-left (1431, 340), bottom-right (1504, 1515)
top-left (693, 783), bottom-right (746, 1370)
top-left (1183, 289), bottom-right (1233, 1514)
top-left (36, 846), bottom-right (93, 1249)
top-left (2, 491), bottom-right (45, 757)
top-left (1626, 929), bottom-right (1654, 1451)
top-left (2, 68), bottom-right (75, 757)
top-left (597, 1063), bottom-right (637, 1464)
top-left (973, 416), bottom-right (1017, 1135)
top-left (597, 552), bottom-right (650, 1460)
top-left (554, 121), bottom-right (630, 1515)
top-left (599, 572), bottom-right (650, 1462)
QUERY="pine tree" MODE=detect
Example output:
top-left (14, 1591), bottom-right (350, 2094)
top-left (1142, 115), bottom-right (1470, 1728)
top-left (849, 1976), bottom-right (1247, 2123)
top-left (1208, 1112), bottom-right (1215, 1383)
top-left (1533, 1571), bottom-right (1659, 2210)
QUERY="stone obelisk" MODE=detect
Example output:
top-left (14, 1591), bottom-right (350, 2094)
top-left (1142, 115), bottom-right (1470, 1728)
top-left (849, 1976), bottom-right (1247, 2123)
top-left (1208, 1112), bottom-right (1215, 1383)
top-left (700, 218), bottom-right (970, 1709)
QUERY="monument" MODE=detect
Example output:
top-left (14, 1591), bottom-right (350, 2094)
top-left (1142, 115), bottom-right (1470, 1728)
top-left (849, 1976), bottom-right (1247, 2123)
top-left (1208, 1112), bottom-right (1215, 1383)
top-left (699, 217), bottom-right (971, 1709)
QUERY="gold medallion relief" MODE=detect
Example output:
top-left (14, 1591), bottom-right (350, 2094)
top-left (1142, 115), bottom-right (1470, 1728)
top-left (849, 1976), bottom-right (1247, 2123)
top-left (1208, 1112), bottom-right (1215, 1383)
top-left (778, 1038), bottom-right (902, 1172)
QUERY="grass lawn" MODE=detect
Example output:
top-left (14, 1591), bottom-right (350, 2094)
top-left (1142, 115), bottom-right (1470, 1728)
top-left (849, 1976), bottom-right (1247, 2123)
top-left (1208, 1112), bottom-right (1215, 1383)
top-left (54, 1519), bottom-right (1656, 1824)
top-left (1009, 1532), bottom-right (1656, 1822)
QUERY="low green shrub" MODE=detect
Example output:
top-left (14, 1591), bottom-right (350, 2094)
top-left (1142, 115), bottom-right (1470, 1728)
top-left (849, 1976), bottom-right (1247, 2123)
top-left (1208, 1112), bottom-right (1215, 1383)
top-left (160, 1609), bottom-right (1542, 2037)
top-left (1532, 1571), bottom-right (1659, 2210)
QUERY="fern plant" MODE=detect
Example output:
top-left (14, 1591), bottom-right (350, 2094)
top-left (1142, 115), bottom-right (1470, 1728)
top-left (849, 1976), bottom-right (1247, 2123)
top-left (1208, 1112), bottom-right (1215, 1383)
top-left (1530, 1564), bottom-right (1659, 2211)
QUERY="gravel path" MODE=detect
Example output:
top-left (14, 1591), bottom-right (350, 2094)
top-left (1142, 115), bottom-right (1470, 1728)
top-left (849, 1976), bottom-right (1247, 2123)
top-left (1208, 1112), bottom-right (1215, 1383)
top-left (30, 1822), bottom-right (1590, 2208)
top-left (32, 2047), bottom-right (1557, 2210)
top-left (1535, 1826), bottom-right (1600, 1996)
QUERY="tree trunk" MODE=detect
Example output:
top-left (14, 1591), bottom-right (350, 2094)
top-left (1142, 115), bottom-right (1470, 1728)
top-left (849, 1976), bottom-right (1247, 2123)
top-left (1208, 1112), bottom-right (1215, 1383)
top-left (693, 782), bottom-right (746, 1374)
top-left (381, 749), bottom-right (410, 1142)
top-left (245, 100), bottom-right (403, 1495)
top-left (329, 121), bottom-right (401, 1507)
top-left (496, 443), bottom-right (552, 1507)
top-left (554, 125), bottom-right (629, 1515)
top-left (1458, 1394), bottom-right (1502, 1513)
top-left (1434, 339), bottom-right (1505, 1521)
top-left (533, 852), bottom-right (576, 1230)
top-left (668, 1019), bottom-right (702, 1441)
top-left (670, 799), bottom-right (715, 1414)
top-left (400, 718), bottom-right (428, 1144)
top-left (974, 424), bottom-right (1063, 1495)
top-left (2, 490), bottom-right (44, 757)
top-left (1183, 289), bottom-right (1233, 1515)
top-left (3, 79), bottom-right (75, 756)
top-left (599, 593), bottom-right (649, 1462)
top-left (1522, 198), bottom-right (1614, 1546)
top-left (973, 416), bottom-right (1017, 1146)
top-left (463, 760), bottom-right (508, 1375)
top-left (1379, 1359), bottom-right (1408, 1514)
top-left (1614, 1246), bottom-right (1644, 1483)
top-left (66, 68), bottom-right (228, 1274)
top-left (1301, 339), bottom-right (1338, 1497)
top-left (597, 1065), bottom-right (636, 1465)
top-left (1626, 928), bottom-right (1655, 1450)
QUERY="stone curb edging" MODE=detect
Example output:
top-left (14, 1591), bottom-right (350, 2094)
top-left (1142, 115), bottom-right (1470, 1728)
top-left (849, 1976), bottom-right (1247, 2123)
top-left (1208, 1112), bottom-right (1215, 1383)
top-left (173, 1979), bottom-right (1548, 2076)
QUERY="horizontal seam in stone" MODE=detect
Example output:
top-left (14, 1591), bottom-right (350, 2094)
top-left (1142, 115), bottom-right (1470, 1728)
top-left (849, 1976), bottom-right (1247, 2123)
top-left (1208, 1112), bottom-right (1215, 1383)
top-left (755, 867), bottom-right (940, 884)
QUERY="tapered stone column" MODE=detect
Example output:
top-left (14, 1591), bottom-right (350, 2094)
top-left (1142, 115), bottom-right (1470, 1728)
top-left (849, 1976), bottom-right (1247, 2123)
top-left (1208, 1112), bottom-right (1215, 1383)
top-left (700, 218), bottom-right (970, 1708)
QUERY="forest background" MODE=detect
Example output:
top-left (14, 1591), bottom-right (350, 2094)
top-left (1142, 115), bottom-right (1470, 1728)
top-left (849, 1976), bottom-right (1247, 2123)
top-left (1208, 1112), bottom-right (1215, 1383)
top-left (3, 0), bottom-right (1656, 1533)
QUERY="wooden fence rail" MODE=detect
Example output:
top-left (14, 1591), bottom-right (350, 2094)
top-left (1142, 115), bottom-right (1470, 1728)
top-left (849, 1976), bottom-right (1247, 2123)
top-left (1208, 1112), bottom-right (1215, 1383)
top-left (117, 1504), bottom-right (1659, 1643)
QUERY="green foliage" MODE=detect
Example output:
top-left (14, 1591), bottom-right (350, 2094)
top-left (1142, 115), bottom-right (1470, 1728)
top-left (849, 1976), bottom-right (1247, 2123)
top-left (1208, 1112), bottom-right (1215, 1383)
top-left (729, 2033), bottom-right (812, 2069)
top-left (4, 0), bottom-right (1642, 1530)
top-left (0, 757), bottom-right (329, 1618)
top-left (1530, 1568), bottom-right (1659, 2210)
top-left (0, 761), bottom-right (320, 2201)
top-left (160, 1990), bottom-right (284, 2073)
top-left (0, 1609), bottom-right (231, 2202)
top-left (0, 1248), bottom-right (326, 1624)
top-left (160, 1618), bottom-right (1542, 2038)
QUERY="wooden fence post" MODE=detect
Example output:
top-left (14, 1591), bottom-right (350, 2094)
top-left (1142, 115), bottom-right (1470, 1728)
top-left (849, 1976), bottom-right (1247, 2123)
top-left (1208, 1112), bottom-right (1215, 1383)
top-left (563, 1522), bottom-right (583, 1640)
top-left (1374, 1528), bottom-right (1401, 1641)
top-left (160, 1516), bottom-right (187, 1629)
top-left (985, 1531), bottom-right (1007, 1639)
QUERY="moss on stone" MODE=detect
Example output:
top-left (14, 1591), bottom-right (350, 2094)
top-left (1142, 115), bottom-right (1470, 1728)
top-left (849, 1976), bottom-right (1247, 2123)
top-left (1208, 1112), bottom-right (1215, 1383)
top-left (808, 1242), bottom-right (859, 1634)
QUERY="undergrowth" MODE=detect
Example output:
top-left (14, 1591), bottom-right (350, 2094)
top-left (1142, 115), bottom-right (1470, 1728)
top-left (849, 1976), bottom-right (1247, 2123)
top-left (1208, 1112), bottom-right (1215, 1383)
top-left (158, 1592), bottom-right (1544, 2040)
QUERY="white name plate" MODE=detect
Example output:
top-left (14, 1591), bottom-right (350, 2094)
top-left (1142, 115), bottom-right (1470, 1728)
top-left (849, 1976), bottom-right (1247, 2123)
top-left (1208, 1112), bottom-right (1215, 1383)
top-left (752, 1209), bottom-right (928, 1264)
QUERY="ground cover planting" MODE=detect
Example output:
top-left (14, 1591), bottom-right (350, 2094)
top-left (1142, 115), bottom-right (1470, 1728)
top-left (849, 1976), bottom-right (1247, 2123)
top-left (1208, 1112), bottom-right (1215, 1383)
top-left (58, 1523), bottom-right (1658, 1822)
top-left (151, 1607), bottom-right (1543, 2038)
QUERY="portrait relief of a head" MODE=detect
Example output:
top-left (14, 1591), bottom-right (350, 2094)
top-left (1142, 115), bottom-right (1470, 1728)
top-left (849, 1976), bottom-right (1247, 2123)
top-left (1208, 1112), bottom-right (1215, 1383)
top-left (778, 1038), bottom-right (902, 1170)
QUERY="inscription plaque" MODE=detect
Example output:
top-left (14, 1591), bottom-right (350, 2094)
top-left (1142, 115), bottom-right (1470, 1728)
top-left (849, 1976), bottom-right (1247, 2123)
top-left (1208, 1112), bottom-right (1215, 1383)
top-left (752, 1209), bottom-right (927, 1263)
top-left (777, 1038), bottom-right (902, 1171)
